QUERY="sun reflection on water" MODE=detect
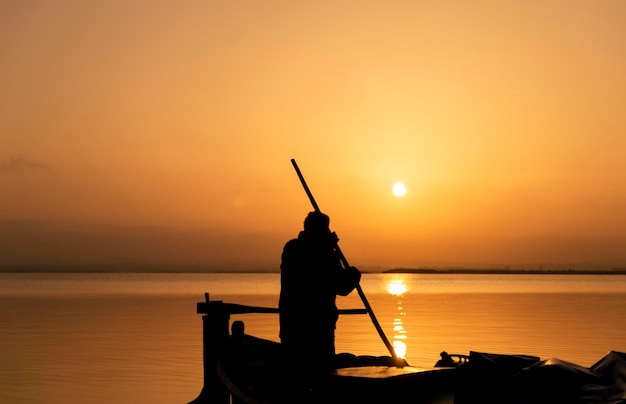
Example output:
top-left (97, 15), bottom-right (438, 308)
top-left (388, 279), bottom-right (408, 296)
top-left (387, 278), bottom-right (409, 360)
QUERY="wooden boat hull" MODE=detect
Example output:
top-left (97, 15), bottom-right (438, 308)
top-left (218, 332), bottom-right (455, 404)
top-left (325, 365), bottom-right (455, 404)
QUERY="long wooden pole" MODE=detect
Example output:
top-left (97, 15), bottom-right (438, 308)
top-left (290, 158), bottom-right (402, 366)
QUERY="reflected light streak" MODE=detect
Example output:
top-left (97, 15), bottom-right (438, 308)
top-left (394, 335), bottom-right (407, 340)
top-left (387, 279), bottom-right (408, 296)
top-left (387, 278), bottom-right (409, 360)
top-left (393, 340), bottom-right (407, 359)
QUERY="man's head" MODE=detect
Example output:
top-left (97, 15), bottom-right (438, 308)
top-left (303, 211), bottom-right (330, 233)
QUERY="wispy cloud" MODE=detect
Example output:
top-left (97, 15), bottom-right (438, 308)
top-left (0, 157), bottom-right (50, 173)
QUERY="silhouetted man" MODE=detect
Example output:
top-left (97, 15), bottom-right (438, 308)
top-left (279, 211), bottom-right (361, 370)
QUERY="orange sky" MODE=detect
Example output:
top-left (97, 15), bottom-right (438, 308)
top-left (2, 1), bottom-right (625, 270)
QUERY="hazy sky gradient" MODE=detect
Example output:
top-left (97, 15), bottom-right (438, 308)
top-left (2, 1), bottom-right (625, 270)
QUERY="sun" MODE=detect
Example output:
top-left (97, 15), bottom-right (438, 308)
top-left (392, 182), bottom-right (406, 197)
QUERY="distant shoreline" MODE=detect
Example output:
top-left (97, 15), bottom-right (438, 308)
top-left (0, 265), bottom-right (278, 274)
top-left (384, 268), bottom-right (626, 275)
top-left (1, 265), bottom-right (626, 275)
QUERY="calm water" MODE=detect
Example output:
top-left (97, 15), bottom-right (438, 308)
top-left (1, 272), bottom-right (626, 403)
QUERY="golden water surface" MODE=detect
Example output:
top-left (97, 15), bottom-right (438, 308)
top-left (1, 272), bottom-right (625, 403)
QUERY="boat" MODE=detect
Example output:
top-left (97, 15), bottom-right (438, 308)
top-left (188, 293), bottom-right (456, 404)
top-left (188, 293), bottom-right (626, 404)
